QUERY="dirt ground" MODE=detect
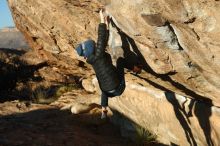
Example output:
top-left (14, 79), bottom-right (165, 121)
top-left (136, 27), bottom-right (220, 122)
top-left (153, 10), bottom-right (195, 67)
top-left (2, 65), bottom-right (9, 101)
top-left (0, 100), bottom-right (134, 146)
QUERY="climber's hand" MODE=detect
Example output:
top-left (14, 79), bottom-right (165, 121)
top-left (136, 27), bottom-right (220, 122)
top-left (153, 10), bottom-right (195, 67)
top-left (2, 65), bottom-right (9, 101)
top-left (133, 65), bottom-right (142, 74)
top-left (99, 8), bottom-right (110, 29)
top-left (99, 9), bottom-right (105, 23)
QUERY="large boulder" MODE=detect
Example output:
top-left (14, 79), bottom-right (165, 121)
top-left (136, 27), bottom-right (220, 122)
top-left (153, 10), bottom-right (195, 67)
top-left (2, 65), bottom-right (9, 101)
top-left (8, 0), bottom-right (220, 145)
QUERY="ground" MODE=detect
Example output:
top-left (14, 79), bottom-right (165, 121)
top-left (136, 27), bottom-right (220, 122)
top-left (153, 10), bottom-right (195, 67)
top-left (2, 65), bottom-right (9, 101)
top-left (0, 100), bottom-right (134, 146)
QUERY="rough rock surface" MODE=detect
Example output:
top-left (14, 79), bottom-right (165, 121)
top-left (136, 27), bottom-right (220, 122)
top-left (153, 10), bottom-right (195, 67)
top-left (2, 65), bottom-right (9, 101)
top-left (8, 0), bottom-right (220, 145)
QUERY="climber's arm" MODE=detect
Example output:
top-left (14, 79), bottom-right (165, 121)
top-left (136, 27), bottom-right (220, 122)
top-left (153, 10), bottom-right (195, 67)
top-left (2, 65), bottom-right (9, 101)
top-left (95, 23), bottom-right (108, 57)
top-left (101, 91), bottom-right (108, 107)
top-left (86, 21), bottom-right (108, 64)
top-left (95, 9), bottom-right (109, 58)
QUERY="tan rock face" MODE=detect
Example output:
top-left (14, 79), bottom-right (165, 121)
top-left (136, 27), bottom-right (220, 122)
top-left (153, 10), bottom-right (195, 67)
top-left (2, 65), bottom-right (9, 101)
top-left (8, 0), bottom-right (220, 145)
top-left (106, 0), bottom-right (220, 104)
top-left (109, 74), bottom-right (220, 146)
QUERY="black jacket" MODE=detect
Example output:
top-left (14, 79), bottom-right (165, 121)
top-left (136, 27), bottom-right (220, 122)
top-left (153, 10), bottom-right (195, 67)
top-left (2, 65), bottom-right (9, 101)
top-left (87, 23), bottom-right (120, 92)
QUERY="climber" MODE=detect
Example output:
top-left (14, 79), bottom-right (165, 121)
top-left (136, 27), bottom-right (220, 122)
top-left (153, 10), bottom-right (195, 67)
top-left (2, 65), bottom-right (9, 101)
top-left (75, 9), bottom-right (142, 119)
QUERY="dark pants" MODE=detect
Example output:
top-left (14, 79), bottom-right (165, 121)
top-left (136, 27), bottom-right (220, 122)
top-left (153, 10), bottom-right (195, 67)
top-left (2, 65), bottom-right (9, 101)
top-left (101, 57), bottom-right (125, 107)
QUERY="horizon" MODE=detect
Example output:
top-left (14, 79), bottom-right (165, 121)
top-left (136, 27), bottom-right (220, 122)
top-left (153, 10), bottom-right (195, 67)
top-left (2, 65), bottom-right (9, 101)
top-left (0, 0), bottom-right (15, 29)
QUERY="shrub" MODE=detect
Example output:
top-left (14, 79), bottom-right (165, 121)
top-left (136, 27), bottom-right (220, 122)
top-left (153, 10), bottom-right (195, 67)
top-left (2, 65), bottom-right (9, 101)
top-left (134, 125), bottom-right (157, 145)
top-left (31, 87), bottom-right (50, 104)
top-left (55, 83), bottom-right (80, 97)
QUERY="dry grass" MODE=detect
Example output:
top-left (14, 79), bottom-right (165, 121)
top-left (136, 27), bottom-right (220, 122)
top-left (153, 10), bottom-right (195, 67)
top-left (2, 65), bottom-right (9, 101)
top-left (31, 83), bottom-right (80, 104)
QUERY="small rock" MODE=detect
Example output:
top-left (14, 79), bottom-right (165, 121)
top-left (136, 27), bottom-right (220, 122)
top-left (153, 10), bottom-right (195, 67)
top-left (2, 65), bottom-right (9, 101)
top-left (82, 79), bottom-right (96, 93)
top-left (70, 103), bottom-right (94, 114)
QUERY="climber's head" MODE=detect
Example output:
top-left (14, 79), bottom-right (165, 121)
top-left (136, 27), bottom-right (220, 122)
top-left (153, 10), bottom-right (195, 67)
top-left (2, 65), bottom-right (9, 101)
top-left (76, 39), bottom-right (95, 58)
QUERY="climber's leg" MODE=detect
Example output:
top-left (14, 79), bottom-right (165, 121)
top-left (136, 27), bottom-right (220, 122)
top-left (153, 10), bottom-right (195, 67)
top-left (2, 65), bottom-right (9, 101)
top-left (101, 91), bottom-right (108, 107)
top-left (101, 92), bottom-right (108, 119)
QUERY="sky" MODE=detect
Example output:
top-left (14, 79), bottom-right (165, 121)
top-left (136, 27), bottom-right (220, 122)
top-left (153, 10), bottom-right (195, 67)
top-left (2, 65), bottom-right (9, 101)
top-left (0, 0), bottom-right (15, 29)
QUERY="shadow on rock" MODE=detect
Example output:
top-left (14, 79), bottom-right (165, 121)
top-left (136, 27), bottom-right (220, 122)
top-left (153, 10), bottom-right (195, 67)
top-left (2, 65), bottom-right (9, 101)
top-left (165, 92), bottom-right (197, 146)
top-left (110, 19), bottom-right (213, 104)
top-left (0, 60), bottom-right (48, 102)
top-left (110, 109), bottom-right (170, 146)
top-left (133, 74), bottom-right (214, 146)
top-left (0, 49), bottom-right (50, 102)
top-left (0, 61), bottom-right (48, 90)
top-left (189, 99), bottom-right (214, 146)
top-left (110, 19), bottom-right (215, 146)
top-left (0, 49), bottom-right (48, 92)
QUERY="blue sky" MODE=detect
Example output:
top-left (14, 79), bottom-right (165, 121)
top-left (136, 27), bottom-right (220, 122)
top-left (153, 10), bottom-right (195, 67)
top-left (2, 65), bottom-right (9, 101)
top-left (0, 0), bottom-right (15, 29)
